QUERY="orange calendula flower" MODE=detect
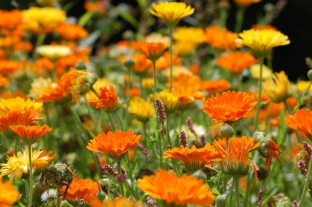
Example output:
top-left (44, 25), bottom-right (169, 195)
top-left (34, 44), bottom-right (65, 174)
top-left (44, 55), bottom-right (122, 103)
top-left (87, 130), bottom-right (141, 161)
top-left (213, 136), bottom-right (260, 179)
top-left (62, 177), bottom-right (100, 205)
top-left (200, 79), bottom-right (231, 94)
top-left (286, 109), bottom-right (312, 139)
top-left (202, 91), bottom-right (257, 122)
top-left (0, 75), bottom-right (8, 87)
top-left (0, 97), bottom-right (43, 115)
top-left (35, 57), bottom-right (54, 71)
top-left (0, 10), bottom-right (22, 29)
top-left (163, 143), bottom-right (220, 173)
top-left (204, 26), bottom-right (240, 51)
top-left (88, 85), bottom-right (120, 113)
top-left (156, 51), bottom-right (183, 71)
top-left (140, 42), bottom-right (165, 62)
top-left (90, 197), bottom-right (141, 207)
top-left (0, 60), bottom-right (20, 76)
top-left (173, 87), bottom-right (205, 110)
top-left (234, 0), bottom-right (261, 6)
top-left (10, 125), bottom-right (52, 145)
top-left (119, 54), bottom-right (152, 76)
top-left (56, 22), bottom-right (88, 40)
top-left (149, 2), bottom-right (195, 27)
top-left (138, 169), bottom-right (215, 206)
top-left (216, 51), bottom-right (257, 74)
top-left (0, 177), bottom-right (20, 207)
top-left (251, 24), bottom-right (277, 31)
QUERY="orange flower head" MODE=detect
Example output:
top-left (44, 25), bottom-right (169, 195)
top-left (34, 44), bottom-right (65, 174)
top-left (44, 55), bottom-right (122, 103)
top-left (10, 125), bottom-right (52, 145)
top-left (286, 109), bottom-right (312, 139)
top-left (35, 57), bottom-right (54, 71)
top-left (140, 42), bottom-right (165, 62)
top-left (170, 73), bottom-right (201, 89)
top-left (216, 51), bottom-right (257, 74)
top-left (88, 85), bottom-right (120, 113)
top-left (56, 22), bottom-right (88, 40)
top-left (87, 130), bottom-right (141, 161)
top-left (213, 137), bottom-right (260, 179)
top-left (62, 177), bottom-right (100, 205)
top-left (0, 177), bottom-right (20, 207)
top-left (0, 75), bottom-right (8, 87)
top-left (163, 143), bottom-right (221, 173)
top-left (0, 60), bottom-right (20, 76)
top-left (90, 197), bottom-right (141, 207)
top-left (0, 10), bottom-right (22, 29)
top-left (155, 51), bottom-right (183, 71)
top-left (173, 87), bottom-right (205, 110)
top-left (202, 91), bottom-right (257, 122)
top-left (200, 79), bottom-right (231, 94)
top-left (234, 0), bottom-right (261, 6)
top-left (204, 26), bottom-right (240, 51)
top-left (137, 169), bottom-right (215, 206)
top-left (119, 54), bottom-right (152, 76)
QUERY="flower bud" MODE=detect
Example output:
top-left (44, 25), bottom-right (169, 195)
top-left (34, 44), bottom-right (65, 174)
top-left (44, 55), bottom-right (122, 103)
top-left (220, 124), bottom-right (234, 139)
top-left (215, 194), bottom-right (228, 207)
top-left (124, 57), bottom-right (135, 68)
top-left (74, 60), bottom-right (87, 70)
top-left (192, 169), bottom-right (207, 180)
top-left (307, 69), bottom-right (312, 81)
top-left (253, 131), bottom-right (266, 143)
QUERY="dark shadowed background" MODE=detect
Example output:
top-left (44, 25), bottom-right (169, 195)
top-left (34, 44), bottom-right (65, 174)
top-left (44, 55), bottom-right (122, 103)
top-left (1, 0), bottom-right (312, 81)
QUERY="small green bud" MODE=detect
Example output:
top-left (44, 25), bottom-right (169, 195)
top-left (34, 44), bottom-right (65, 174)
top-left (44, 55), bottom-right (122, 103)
top-left (307, 69), bottom-right (312, 81)
top-left (192, 169), bottom-right (207, 180)
top-left (75, 60), bottom-right (87, 70)
top-left (253, 131), bottom-right (266, 143)
top-left (220, 124), bottom-right (234, 139)
top-left (124, 57), bottom-right (135, 68)
top-left (215, 194), bottom-right (228, 207)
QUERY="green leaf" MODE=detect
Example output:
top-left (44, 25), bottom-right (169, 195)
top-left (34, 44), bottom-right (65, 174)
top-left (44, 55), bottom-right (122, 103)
top-left (211, 187), bottom-right (220, 195)
top-left (78, 29), bottom-right (102, 47)
top-left (119, 11), bottom-right (138, 28)
top-left (277, 107), bottom-right (286, 145)
top-left (78, 11), bottom-right (94, 27)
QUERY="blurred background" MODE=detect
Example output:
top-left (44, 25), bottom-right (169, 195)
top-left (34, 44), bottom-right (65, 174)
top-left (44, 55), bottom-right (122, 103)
top-left (1, 0), bottom-right (312, 81)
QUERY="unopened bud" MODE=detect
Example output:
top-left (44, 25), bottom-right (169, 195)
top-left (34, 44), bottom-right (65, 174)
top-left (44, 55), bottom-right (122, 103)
top-left (192, 169), bottom-right (207, 180)
top-left (215, 194), bottom-right (228, 207)
top-left (220, 124), bottom-right (234, 139)
top-left (124, 57), bottom-right (135, 68)
top-left (253, 131), bottom-right (266, 143)
top-left (75, 60), bottom-right (87, 70)
top-left (308, 69), bottom-right (312, 81)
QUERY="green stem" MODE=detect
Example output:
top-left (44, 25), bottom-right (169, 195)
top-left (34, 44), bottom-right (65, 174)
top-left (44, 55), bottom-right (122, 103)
top-left (143, 122), bottom-right (147, 147)
top-left (234, 177), bottom-right (240, 207)
top-left (244, 175), bottom-right (251, 207)
top-left (14, 138), bottom-right (20, 155)
top-left (254, 57), bottom-right (264, 131)
top-left (107, 113), bottom-right (116, 131)
top-left (126, 154), bottom-right (136, 198)
top-left (32, 32), bottom-right (46, 59)
top-left (169, 26), bottom-right (173, 92)
top-left (166, 114), bottom-right (170, 146)
top-left (219, 7), bottom-right (228, 28)
top-left (223, 174), bottom-right (228, 193)
top-left (299, 155), bottom-right (312, 207)
top-left (44, 104), bottom-right (53, 151)
top-left (235, 6), bottom-right (245, 33)
top-left (180, 110), bottom-right (184, 132)
top-left (117, 161), bottom-right (125, 196)
top-left (116, 111), bottom-right (125, 131)
top-left (57, 184), bottom-right (61, 207)
top-left (126, 68), bottom-right (131, 129)
top-left (85, 96), bottom-right (96, 128)
top-left (268, 54), bottom-right (273, 70)
top-left (28, 145), bottom-right (33, 207)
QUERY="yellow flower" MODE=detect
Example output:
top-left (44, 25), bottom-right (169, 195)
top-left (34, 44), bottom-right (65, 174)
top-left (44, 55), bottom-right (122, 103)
top-left (22, 7), bottom-right (66, 30)
top-left (0, 177), bottom-right (20, 207)
top-left (141, 78), bottom-right (154, 90)
top-left (161, 65), bottom-right (192, 78)
top-left (0, 148), bottom-right (50, 180)
top-left (250, 64), bottom-right (272, 79)
top-left (149, 2), bottom-right (194, 26)
top-left (151, 90), bottom-right (178, 113)
top-left (262, 71), bottom-right (292, 103)
top-left (0, 97), bottom-right (43, 116)
top-left (36, 45), bottom-right (72, 61)
top-left (173, 27), bottom-right (205, 45)
top-left (236, 29), bottom-right (290, 57)
top-left (297, 80), bottom-right (312, 93)
top-left (129, 97), bottom-right (155, 122)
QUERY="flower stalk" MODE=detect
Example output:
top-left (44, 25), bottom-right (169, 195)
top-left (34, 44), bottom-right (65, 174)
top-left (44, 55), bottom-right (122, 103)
top-left (254, 57), bottom-right (264, 131)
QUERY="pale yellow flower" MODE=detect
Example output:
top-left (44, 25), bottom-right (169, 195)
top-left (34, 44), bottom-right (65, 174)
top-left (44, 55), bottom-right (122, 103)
top-left (36, 45), bottom-right (72, 61)
top-left (161, 65), bottom-right (192, 78)
top-left (0, 148), bottom-right (50, 180)
top-left (145, 33), bottom-right (170, 49)
top-left (29, 77), bottom-right (53, 99)
top-left (129, 97), bottom-right (155, 122)
top-left (236, 29), bottom-right (290, 57)
top-left (297, 80), bottom-right (312, 93)
top-left (149, 2), bottom-right (194, 26)
top-left (262, 71), bottom-right (292, 103)
top-left (151, 90), bottom-right (178, 113)
top-left (250, 64), bottom-right (272, 79)
top-left (22, 7), bottom-right (66, 30)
